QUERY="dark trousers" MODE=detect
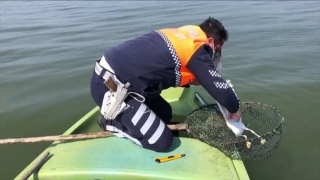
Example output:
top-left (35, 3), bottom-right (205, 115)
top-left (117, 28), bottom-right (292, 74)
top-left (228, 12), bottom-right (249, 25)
top-left (90, 71), bottom-right (173, 152)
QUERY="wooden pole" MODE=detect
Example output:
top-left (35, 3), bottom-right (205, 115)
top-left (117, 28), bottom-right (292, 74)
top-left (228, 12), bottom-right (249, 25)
top-left (0, 123), bottom-right (188, 145)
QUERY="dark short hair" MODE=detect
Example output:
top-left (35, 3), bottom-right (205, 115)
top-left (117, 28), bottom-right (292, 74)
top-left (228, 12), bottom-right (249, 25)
top-left (199, 17), bottom-right (229, 45)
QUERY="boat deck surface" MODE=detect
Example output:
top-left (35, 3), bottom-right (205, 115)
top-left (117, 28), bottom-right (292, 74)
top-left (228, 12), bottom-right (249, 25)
top-left (33, 136), bottom-right (247, 180)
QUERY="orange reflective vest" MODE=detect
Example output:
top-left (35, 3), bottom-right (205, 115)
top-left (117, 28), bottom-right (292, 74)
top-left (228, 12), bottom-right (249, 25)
top-left (158, 25), bottom-right (209, 87)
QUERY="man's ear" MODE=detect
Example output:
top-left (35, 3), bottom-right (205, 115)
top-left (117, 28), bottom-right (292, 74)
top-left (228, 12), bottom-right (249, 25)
top-left (208, 37), bottom-right (214, 44)
top-left (207, 37), bottom-right (215, 50)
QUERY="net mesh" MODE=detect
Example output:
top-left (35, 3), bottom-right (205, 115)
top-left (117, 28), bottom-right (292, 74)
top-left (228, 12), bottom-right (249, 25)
top-left (184, 101), bottom-right (285, 161)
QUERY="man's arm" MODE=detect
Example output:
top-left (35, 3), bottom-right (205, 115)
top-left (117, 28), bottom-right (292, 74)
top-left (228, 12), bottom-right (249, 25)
top-left (186, 44), bottom-right (240, 113)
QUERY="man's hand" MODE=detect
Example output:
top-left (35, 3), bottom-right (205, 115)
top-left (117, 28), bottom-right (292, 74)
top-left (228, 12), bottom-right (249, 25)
top-left (228, 108), bottom-right (242, 121)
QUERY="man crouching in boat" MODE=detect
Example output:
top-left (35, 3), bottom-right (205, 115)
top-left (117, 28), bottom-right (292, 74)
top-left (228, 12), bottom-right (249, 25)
top-left (90, 17), bottom-right (241, 152)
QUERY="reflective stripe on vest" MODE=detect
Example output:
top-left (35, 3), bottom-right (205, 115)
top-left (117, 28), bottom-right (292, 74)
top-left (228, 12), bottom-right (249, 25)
top-left (156, 25), bottom-right (209, 86)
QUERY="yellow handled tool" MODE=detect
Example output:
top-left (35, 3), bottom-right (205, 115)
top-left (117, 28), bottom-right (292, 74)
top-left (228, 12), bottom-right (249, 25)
top-left (155, 154), bottom-right (186, 163)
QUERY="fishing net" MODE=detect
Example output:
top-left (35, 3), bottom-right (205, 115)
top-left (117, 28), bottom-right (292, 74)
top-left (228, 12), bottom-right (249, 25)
top-left (184, 101), bottom-right (285, 161)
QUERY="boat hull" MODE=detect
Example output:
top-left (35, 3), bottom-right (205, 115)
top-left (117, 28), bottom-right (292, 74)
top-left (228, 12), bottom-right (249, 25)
top-left (15, 87), bottom-right (250, 180)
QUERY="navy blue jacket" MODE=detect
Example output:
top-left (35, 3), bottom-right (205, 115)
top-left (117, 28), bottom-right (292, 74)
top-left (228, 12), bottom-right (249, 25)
top-left (104, 30), bottom-right (240, 113)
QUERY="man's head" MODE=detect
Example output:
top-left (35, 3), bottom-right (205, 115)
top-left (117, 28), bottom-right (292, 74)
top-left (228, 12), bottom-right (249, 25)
top-left (199, 17), bottom-right (228, 54)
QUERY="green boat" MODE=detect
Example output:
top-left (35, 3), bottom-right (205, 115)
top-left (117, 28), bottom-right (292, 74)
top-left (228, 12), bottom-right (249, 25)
top-left (15, 87), bottom-right (250, 180)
